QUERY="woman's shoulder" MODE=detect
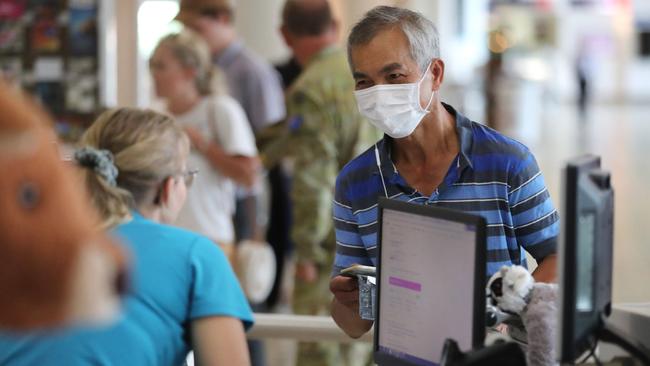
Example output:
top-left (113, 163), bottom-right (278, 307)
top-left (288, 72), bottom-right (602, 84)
top-left (115, 215), bottom-right (215, 251)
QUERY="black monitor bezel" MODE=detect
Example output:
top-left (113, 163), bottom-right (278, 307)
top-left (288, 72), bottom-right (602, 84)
top-left (374, 197), bottom-right (487, 366)
top-left (558, 154), bottom-right (614, 362)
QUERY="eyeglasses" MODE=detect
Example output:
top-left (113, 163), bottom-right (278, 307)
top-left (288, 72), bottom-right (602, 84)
top-left (181, 169), bottom-right (199, 187)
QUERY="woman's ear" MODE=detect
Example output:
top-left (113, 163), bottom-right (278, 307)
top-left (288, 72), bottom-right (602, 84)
top-left (157, 176), bottom-right (176, 207)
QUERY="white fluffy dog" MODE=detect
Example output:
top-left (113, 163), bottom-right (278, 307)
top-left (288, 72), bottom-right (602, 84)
top-left (487, 265), bottom-right (559, 366)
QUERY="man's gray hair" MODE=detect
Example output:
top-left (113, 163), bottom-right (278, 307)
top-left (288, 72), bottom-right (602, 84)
top-left (347, 6), bottom-right (439, 72)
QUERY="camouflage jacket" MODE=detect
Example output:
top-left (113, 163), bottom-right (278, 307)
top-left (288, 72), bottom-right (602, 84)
top-left (261, 46), bottom-right (380, 265)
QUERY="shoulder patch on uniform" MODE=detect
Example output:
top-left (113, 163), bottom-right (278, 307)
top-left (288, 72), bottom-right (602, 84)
top-left (288, 115), bottom-right (304, 132)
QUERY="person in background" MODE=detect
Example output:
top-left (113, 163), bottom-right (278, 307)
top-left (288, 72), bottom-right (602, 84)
top-left (484, 50), bottom-right (503, 130)
top-left (0, 108), bottom-right (253, 365)
top-left (575, 37), bottom-right (594, 119)
top-left (149, 30), bottom-right (259, 263)
top-left (263, 1), bottom-right (381, 365)
top-left (175, 4), bottom-right (287, 364)
top-left (175, 0), bottom-right (285, 244)
top-left (330, 6), bottom-right (558, 339)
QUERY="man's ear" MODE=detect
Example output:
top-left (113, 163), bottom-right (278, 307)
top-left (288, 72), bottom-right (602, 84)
top-left (431, 58), bottom-right (445, 91)
top-left (280, 25), bottom-right (293, 47)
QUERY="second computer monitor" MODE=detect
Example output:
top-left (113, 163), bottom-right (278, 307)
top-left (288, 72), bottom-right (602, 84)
top-left (557, 154), bottom-right (614, 362)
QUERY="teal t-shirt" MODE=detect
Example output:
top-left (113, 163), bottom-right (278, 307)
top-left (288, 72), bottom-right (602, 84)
top-left (0, 212), bottom-right (254, 365)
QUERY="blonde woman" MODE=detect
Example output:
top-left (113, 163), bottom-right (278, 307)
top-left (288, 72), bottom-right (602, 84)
top-left (0, 108), bottom-right (253, 366)
top-left (150, 30), bottom-right (259, 259)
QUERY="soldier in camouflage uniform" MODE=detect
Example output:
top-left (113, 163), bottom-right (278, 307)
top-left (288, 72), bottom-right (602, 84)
top-left (261, 1), bottom-right (380, 365)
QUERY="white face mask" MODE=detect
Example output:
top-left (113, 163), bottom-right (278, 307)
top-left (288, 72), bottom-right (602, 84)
top-left (354, 63), bottom-right (435, 138)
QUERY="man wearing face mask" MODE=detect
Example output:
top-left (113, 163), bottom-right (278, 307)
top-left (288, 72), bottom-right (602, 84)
top-left (330, 6), bottom-right (559, 338)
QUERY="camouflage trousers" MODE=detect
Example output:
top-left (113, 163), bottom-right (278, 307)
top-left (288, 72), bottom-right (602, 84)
top-left (293, 264), bottom-right (373, 366)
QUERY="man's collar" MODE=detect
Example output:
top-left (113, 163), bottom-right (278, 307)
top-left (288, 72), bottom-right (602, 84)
top-left (442, 102), bottom-right (474, 171)
top-left (373, 102), bottom-right (474, 183)
top-left (214, 40), bottom-right (243, 67)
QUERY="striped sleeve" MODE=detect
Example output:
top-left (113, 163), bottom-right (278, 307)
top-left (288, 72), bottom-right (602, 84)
top-left (508, 153), bottom-right (559, 261)
top-left (332, 176), bottom-right (373, 276)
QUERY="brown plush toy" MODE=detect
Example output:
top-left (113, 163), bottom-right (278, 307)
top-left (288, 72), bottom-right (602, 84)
top-left (0, 83), bottom-right (127, 331)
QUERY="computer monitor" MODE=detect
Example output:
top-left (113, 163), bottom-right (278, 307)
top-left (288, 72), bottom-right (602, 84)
top-left (374, 198), bottom-right (486, 366)
top-left (556, 155), bottom-right (650, 364)
top-left (558, 154), bottom-right (614, 362)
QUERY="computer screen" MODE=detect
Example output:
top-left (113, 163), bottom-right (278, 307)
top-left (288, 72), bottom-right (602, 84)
top-left (558, 155), bottom-right (614, 362)
top-left (374, 198), bottom-right (486, 366)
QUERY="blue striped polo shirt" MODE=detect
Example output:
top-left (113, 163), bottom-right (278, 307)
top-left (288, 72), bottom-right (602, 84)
top-left (332, 103), bottom-right (559, 278)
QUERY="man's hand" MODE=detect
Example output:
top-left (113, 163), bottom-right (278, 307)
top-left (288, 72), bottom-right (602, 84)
top-left (329, 275), bottom-right (359, 311)
top-left (296, 260), bottom-right (318, 283)
top-left (330, 275), bottom-right (373, 338)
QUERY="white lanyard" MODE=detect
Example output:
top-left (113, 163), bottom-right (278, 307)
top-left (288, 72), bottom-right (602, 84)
top-left (374, 143), bottom-right (389, 198)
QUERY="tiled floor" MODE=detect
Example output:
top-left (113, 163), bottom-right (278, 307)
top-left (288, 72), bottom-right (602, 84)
top-left (499, 101), bottom-right (650, 303)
